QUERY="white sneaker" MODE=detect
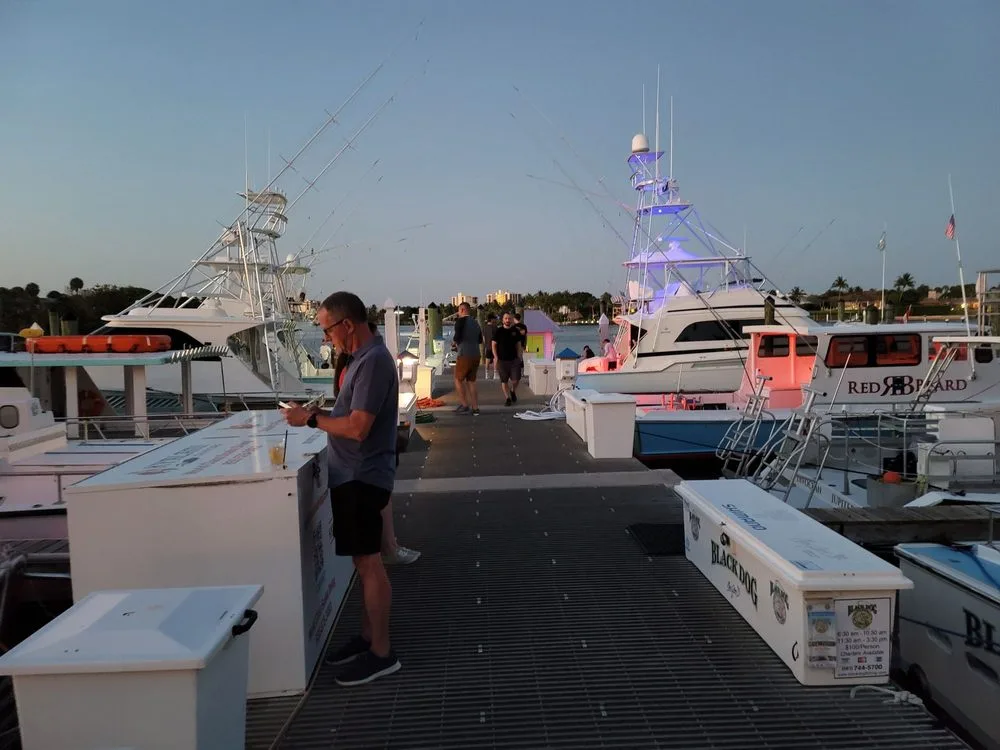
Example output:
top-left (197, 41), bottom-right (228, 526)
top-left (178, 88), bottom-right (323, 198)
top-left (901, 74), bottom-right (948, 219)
top-left (383, 546), bottom-right (421, 565)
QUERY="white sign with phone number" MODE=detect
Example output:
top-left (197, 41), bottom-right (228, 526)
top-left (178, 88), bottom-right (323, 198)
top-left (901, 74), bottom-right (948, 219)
top-left (834, 597), bottom-right (891, 679)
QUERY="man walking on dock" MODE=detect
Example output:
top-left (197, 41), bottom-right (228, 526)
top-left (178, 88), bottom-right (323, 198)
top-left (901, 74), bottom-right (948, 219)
top-left (492, 311), bottom-right (524, 406)
top-left (452, 302), bottom-right (482, 415)
top-left (281, 291), bottom-right (401, 687)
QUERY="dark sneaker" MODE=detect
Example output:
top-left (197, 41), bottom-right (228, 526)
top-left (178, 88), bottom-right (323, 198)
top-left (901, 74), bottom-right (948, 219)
top-left (510, 391), bottom-right (517, 403)
top-left (335, 649), bottom-right (401, 686)
top-left (454, 405), bottom-right (469, 413)
top-left (504, 398), bottom-right (512, 407)
top-left (472, 408), bottom-right (480, 416)
top-left (325, 635), bottom-right (370, 666)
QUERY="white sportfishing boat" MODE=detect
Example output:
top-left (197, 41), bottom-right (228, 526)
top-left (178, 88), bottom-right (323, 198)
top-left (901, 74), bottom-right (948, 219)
top-left (576, 94), bottom-right (811, 395)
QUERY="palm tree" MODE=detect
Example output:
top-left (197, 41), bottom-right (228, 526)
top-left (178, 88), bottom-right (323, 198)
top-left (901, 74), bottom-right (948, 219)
top-left (894, 273), bottom-right (915, 303)
top-left (69, 277), bottom-right (84, 294)
top-left (788, 286), bottom-right (804, 304)
top-left (25, 282), bottom-right (40, 298)
top-left (831, 276), bottom-right (848, 302)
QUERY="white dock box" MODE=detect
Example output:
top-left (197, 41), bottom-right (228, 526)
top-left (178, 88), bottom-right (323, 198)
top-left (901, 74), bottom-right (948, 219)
top-left (527, 358), bottom-right (557, 396)
top-left (563, 389), bottom-right (594, 442)
top-left (584, 392), bottom-right (636, 459)
top-left (677, 479), bottom-right (913, 686)
top-left (0, 585), bottom-right (262, 750)
top-left (65, 409), bottom-right (356, 698)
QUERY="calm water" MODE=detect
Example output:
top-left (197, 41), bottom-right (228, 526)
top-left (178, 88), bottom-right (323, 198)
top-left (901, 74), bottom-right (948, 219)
top-left (301, 324), bottom-right (618, 357)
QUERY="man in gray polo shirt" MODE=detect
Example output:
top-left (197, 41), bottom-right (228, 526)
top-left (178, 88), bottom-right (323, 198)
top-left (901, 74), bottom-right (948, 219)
top-left (282, 291), bottom-right (400, 686)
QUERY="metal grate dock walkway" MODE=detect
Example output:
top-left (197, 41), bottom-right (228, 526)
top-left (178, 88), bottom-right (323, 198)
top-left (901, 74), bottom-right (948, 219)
top-left (253, 480), bottom-right (969, 749)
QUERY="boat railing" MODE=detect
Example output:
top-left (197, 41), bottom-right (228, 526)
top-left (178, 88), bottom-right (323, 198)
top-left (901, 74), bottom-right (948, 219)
top-left (822, 408), bottom-right (997, 481)
top-left (63, 411), bottom-right (229, 440)
top-left (915, 437), bottom-right (1000, 490)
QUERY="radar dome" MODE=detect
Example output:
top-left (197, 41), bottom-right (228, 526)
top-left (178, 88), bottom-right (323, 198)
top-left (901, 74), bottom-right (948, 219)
top-left (631, 133), bottom-right (650, 154)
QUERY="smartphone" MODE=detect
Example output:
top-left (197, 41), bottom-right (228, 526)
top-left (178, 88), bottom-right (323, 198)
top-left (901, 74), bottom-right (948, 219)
top-left (278, 401), bottom-right (292, 409)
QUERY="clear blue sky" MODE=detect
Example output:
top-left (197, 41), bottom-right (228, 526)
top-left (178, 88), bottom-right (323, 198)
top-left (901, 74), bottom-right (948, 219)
top-left (2, 0), bottom-right (998, 307)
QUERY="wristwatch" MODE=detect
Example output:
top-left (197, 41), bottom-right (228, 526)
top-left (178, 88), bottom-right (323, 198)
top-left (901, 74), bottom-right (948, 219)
top-left (306, 413), bottom-right (318, 429)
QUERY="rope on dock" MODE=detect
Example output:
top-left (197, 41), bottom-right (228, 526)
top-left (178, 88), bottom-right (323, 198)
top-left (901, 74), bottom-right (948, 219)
top-left (514, 386), bottom-right (570, 421)
top-left (849, 684), bottom-right (924, 707)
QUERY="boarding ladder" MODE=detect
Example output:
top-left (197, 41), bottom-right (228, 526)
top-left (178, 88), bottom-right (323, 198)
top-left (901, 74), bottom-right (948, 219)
top-left (747, 387), bottom-right (834, 504)
top-left (717, 374), bottom-right (772, 478)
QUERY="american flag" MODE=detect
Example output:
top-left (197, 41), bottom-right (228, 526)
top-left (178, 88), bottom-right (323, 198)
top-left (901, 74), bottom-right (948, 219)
top-left (945, 214), bottom-right (956, 240)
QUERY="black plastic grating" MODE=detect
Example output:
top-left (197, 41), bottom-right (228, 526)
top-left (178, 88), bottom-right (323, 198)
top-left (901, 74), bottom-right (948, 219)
top-left (275, 486), bottom-right (968, 749)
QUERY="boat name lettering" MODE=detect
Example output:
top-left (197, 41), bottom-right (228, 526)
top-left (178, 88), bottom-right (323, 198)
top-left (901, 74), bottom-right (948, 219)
top-left (964, 608), bottom-right (1000, 656)
top-left (721, 504), bottom-right (767, 532)
top-left (846, 376), bottom-right (968, 397)
top-left (711, 538), bottom-right (758, 609)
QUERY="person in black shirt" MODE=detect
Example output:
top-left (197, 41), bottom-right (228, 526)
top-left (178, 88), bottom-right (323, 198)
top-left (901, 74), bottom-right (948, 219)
top-left (491, 312), bottom-right (523, 406)
top-left (513, 313), bottom-right (528, 363)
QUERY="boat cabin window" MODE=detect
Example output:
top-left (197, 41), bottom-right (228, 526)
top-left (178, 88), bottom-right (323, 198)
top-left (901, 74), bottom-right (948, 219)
top-left (757, 335), bottom-right (790, 358)
top-left (676, 318), bottom-right (765, 343)
top-left (875, 334), bottom-right (921, 366)
top-left (824, 336), bottom-right (870, 368)
top-left (974, 345), bottom-right (995, 364)
top-left (0, 405), bottom-right (18, 430)
top-left (825, 334), bottom-right (924, 368)
top-left (929, 340), bottom-right (968, 362)
top-left (795, 336), bottom-right (818, 356)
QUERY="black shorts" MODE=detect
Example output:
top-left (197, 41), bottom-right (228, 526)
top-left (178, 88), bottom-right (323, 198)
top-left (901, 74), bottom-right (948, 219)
top-left (497, 358), bottom-right (522, 384)
top-left (330, 480), bottom-right (392, 557)
top-left (484, 348), bottom-right (495, 362)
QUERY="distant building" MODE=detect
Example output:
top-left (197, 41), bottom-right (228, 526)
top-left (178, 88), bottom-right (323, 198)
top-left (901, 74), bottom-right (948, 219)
top-left (486, 289), bottom-right (522, 306)
top-left (450, 293), bottom-right (478, 307)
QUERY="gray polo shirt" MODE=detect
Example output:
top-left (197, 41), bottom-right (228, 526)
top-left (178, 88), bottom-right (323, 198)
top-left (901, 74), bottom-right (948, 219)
top-left (327, 334), bottom-right (399, 491)
top-left (453, 316), bottom-right (482, 358)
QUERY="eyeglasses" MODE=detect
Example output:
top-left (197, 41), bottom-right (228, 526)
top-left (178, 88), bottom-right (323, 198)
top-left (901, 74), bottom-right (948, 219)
top-left (322, 318), bottom-right (348, 336)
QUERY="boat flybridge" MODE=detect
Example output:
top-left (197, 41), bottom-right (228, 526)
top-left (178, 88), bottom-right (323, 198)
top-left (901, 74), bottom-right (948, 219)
top-left (88, 188), bottom-right (325, 409)
top-left (576, 130), bottom-right (812, 395)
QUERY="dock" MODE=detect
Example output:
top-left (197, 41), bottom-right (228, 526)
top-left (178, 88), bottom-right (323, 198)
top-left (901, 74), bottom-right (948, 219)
top-left (242, 376), bottom-right (970, 749)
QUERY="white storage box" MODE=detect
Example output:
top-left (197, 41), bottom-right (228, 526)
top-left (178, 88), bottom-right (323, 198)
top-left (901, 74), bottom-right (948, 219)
top-left (563, 389), bottom-right (595, 442)
top-left (527, 359), bottom-right (557, 396)
top-left (65, 410), bottom-right (356, 697)
top-left (0, 585), bottom-right (262, 750)
top-left (678, 479), bottom-right (913, 686)
top-left (584, 392), bottom-right (636, 459)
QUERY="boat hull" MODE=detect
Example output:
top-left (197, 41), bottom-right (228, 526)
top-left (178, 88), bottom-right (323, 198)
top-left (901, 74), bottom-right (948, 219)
top-left (896, 547), bottom-right (1000, 750)
top-left (635, 411), bottom-right (780, 458)
top-left (577, 357), bottom-right (745, 394)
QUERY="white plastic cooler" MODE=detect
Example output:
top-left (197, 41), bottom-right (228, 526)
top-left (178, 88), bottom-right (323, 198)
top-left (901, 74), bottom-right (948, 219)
top-left (0, 585), bottom-right (262, 750)
top-left (64, 409), bottom-right (356, 697)
top-left (677, 479), bottom-right (913, 686)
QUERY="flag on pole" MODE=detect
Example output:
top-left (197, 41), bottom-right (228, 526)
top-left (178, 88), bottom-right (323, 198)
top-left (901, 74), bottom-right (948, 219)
top-left (877, 231), bottom-right (886, 252)
top-left (945, 214), bottom-right (956, 240)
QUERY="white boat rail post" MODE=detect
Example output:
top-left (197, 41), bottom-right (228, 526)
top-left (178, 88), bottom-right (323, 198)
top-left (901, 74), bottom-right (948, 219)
top-left (988, 506), bottom-right (1000, 548)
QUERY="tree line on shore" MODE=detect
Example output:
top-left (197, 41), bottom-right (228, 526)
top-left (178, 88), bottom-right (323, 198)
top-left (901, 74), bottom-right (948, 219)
top-left (1, 276), bottom-right (983, 335)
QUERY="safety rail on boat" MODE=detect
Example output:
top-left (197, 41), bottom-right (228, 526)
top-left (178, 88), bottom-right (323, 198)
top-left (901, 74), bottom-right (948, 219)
top-left (738, 402), bottom-right (1000, 505)
top-left (62, 411), bottom-right (229, 441)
